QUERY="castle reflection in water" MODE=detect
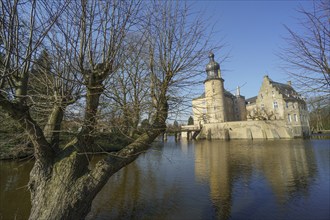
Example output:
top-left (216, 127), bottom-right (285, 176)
top-left (86, 138), bottom-right (323, 220)
top-left (2, 138), bottom-right (326, 219)
top-left (193, 139), bottom-right (317, 219)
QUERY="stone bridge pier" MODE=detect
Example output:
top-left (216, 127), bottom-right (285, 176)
top-left (180, 125), bottom-right (202, 140)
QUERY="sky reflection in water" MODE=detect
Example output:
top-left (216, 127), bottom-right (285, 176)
top-left (0, 138), bottom-right (329, 220)
top-left (87, 138), bottom-right (329, 220)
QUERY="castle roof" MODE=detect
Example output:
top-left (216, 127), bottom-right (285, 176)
top-left (246, 96), bottom-right (257, 104)
top-left (205, 52), bottom-right (221, 80)
top-left (193, 92), bottom-right (205, 100)
top-left (193, 88), bottom-right (236, 101)
top-left (206, 53), bottom-right (220, 73)
top-left (268, 78), bottom-right (304, 102)
top-left (224, 90), bottom-right (235, 98)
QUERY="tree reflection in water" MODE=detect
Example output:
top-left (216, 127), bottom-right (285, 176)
top-left (1, 138), bottom-right (328, 220)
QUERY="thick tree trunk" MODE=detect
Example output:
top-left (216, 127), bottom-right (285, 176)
top-left (27, 98), bottom-right (168, 220)
top-left (28, 151), bottom-right (93, 220)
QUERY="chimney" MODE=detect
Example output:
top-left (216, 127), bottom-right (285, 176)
top-left (236, 86), bottom-right (240, 96)
top-left (287, 81), bottom-right (292, 86)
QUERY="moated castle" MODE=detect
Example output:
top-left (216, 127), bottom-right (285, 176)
top-left (184, 53), bottom-right (310, 139)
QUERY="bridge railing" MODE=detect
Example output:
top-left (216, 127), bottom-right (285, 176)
top-left (180, 125), bottom-right (201, 131)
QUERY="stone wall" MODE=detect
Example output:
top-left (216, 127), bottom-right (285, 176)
top-left (197, 120), bottom-right (309, 140)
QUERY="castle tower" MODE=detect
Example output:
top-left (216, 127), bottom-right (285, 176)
top-left (235, 86), bottom-right (247, 121)
top-left (204, 52), bottom-right (227, 123)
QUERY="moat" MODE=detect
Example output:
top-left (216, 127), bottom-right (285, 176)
top-left (1, 138), bottom-right (329, 220)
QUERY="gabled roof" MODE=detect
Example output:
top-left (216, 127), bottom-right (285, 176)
top-left (269, 79), bottom-right (304, 102)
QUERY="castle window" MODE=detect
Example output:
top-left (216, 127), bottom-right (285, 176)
top-left (286, 102), bottom-right (288, 108)
top-left (288, 114), bottom-right (292, 122)
top-left (261, 104), bottom-right (264, 109)
top-left (294, 114), bottom-right (298, 122)
top-left (273, 101), bottom-right (278, 109)
top-left (272, 90), bottom-right (275, 97)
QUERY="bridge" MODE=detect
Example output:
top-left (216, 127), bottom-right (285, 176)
top-left (162, 125), bottom-right (202, 141)
top-left (180, 125), bottom-right (202, 140)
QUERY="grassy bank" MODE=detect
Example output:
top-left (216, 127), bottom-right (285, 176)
top-left (0, 132), bottom-right (132, 160)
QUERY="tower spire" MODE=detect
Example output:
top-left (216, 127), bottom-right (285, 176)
top-left (206, 52), bottom-right (221, 80)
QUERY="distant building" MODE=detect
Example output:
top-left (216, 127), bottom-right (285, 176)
top-left (188, 53), bottom-right (310, 139)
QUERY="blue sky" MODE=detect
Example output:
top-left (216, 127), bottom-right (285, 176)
top-left (190, 0), bottom-right (314, 99)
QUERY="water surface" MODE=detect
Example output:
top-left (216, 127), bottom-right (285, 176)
top-left (1, 138), bottom-right (329, 219)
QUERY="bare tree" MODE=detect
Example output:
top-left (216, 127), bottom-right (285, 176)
top-left (102, 34), bottom-right (150, 138)
top-left (29, 47), bottom-right (82, 148)
top-left (145, 0), bottom-right (220, 123)
top-left (279, 0), bottom-right (330, 102)
top-left (308, 96), bottom-right (330, 131)
top-left (247, 107), bottom-right (275, 121)
top-left (0, 0), bottom-right (220, 219)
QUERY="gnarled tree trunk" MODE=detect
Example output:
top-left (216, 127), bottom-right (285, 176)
top-left (27, 113), bottom-right (167, 220)
top-left (24, 72), bottom-right (169, 219)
